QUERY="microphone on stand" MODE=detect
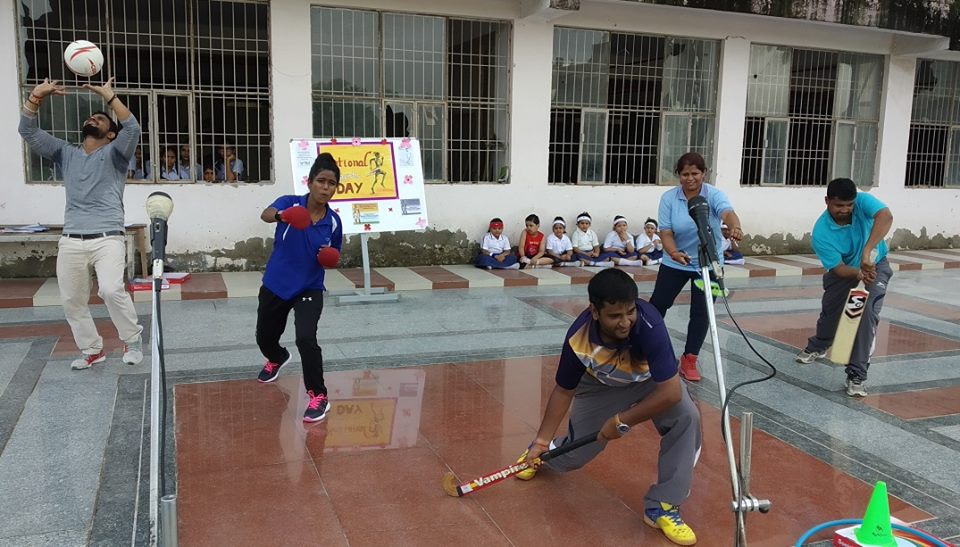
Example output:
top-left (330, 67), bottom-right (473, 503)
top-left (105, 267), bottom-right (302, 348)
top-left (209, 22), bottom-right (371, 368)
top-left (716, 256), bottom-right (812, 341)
top-left (145, 192), bottom-right (174, 266)
top-left (144, 191), bottom-right (179, 544)
top-left (687, 195), bottom-right (723, 280)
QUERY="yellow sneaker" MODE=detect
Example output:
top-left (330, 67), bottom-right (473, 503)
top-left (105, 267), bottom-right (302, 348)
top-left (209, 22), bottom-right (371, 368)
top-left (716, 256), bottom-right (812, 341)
top-left (643, 502), bottom-right (697, 545)
top-left (514, 449), bottom-right (538, 480)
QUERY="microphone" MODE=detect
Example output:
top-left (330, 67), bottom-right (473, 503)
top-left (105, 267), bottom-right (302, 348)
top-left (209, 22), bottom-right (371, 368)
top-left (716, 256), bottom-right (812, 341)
top-left (145, 192), bottom-right (174, 266)
top-left (687, 195), bottom-right (723, 279)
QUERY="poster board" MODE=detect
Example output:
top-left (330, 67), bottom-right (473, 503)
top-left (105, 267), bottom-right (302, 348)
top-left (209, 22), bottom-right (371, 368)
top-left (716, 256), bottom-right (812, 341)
top-left (289, 138), bottom-right (429, 235)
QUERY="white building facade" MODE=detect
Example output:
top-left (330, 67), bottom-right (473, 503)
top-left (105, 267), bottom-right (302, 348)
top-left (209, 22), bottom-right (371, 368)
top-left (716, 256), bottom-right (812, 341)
top-left (2, 0), bottom-right (959, 272)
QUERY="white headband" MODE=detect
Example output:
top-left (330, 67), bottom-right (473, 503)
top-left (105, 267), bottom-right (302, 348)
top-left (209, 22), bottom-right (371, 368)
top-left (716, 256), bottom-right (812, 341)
top-left (553, 219), bottom-right (566, 227)
top-left (644, 221), bottom-right (657, 228)
top-left (613, 216), bottom-right (627, 225)
top-left (576, 215), bottom-right (591, 223)
top-left (721, 223), bottom-right (729, 229)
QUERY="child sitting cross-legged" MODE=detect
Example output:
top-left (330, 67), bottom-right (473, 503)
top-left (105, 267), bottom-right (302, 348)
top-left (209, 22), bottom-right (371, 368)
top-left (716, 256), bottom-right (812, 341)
top-left (476, 218), bottom-right (520, 270)
top-left (545, 217), bottom-right (582, 267)
top-left (570, 212), bottom-right (612, 268)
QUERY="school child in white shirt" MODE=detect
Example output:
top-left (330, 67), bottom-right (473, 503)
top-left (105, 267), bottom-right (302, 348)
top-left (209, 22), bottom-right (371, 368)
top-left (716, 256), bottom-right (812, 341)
top-left (476, 218), bottom-right (520, 269)
top-left (599, 216), bottom-right (645, 266)
top-left (721, 223), bottom-right (745, 265)
top-left (544, 217), bottom-right (580, 267)
top-left (570, 212), bottom-right (611, 267)
top-left (635, 218), bottom-right (664, 265)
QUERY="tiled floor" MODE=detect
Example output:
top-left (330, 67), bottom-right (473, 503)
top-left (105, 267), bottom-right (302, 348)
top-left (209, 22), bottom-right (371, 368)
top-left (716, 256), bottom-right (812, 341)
top-left (1, 268), bottom-right (959, 546)
top-left (174, 362), bottom-right (934, 546)
top-left (3, 249), bottom-right (959, 309)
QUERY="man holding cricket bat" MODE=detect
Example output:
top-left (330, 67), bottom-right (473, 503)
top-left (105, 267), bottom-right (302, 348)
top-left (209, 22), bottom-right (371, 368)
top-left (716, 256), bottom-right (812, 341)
top-left (519, 268), bottom-right (702, 546)
top-left (796, 178), bottom-right (894, 397)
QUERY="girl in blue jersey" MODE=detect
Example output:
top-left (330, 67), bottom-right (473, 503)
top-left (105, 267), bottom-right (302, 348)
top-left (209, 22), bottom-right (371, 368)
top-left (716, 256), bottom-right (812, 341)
top-left (254, 152), bottom-right (344, 422)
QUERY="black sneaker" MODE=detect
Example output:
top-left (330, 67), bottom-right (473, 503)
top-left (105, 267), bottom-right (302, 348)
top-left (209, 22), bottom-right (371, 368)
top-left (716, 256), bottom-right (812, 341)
top-left (304, 391), bottom-right (331, 422)
top-left (257, 351), bottom-right (291, 383)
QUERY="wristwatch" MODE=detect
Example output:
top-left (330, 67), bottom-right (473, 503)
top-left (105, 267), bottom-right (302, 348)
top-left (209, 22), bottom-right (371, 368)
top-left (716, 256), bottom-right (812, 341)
top-left (274, 211), bottom-right (282, 222)
top-left (615, 414), bottom-right (631, 435)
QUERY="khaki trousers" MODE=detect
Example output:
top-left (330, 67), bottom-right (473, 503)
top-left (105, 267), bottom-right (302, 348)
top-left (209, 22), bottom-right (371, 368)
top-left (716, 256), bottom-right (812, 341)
top-left (56, 235), bottom-right (143, 354)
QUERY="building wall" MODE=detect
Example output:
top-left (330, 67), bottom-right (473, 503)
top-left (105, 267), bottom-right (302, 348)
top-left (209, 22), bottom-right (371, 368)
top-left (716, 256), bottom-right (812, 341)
top-left (1, 0), bottom-right (958, 275)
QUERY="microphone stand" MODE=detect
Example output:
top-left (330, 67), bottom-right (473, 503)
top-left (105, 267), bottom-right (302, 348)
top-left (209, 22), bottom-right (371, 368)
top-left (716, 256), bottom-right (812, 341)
top-left (696, 241), bottom-right (770, 546)
top-left (149, 221), bottom-right (178, 547)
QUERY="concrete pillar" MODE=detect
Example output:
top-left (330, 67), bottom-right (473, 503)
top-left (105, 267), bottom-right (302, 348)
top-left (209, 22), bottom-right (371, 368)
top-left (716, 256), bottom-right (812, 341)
top-left (713, 36), bottom-right (751, 190)
top-left (875, 55), bottom-right (916, 190)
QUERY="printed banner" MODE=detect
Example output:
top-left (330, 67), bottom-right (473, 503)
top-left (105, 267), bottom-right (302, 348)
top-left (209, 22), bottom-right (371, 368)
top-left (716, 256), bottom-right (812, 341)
top-left (290, 138), bottom-right (429, 235)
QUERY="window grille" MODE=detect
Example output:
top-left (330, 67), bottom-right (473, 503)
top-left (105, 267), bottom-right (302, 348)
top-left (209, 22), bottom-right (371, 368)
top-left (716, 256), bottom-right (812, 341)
top-left (741, 45), bottom-right (882, 186)
top-left (549, 27), bottom-right (719, 185)
top-left (310, 7), bottom-right (511, 183)
top-left (17, 0), bottom-right (272, 183)
top-left (906, 59), bottom-right (960, 188)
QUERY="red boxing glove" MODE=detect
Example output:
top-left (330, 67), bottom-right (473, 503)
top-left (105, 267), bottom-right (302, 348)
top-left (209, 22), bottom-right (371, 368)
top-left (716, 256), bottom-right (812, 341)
top-left (317, 246), bottom-right (340, 269)
top-left (280, 206), bottom-right (311, 230)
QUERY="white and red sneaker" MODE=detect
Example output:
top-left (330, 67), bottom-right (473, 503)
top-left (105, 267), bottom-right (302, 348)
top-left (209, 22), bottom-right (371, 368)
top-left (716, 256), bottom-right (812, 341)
top-left (71, 351), bottom-right (106, 370)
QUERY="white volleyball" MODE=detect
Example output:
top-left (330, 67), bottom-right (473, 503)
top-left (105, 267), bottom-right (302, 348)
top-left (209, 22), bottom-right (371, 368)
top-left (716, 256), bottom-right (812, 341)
top-left (64, 40), bottom-right (104, 77)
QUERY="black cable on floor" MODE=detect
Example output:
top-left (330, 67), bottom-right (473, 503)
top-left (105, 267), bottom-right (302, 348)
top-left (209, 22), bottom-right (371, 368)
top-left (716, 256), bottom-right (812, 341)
top-left (155, 282), bottom-right (169, 498)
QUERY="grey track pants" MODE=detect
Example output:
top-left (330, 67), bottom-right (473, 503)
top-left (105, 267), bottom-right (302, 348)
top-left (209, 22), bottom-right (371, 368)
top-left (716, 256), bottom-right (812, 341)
top-left (545, 375), bottom-right (702, 510)
top-left (804, 259), bottom-right (893, 381)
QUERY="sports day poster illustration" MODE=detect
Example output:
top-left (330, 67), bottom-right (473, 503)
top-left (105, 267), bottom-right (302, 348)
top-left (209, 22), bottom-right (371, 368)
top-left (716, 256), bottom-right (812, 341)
top-left (289, 138), bottom-right (429, 235)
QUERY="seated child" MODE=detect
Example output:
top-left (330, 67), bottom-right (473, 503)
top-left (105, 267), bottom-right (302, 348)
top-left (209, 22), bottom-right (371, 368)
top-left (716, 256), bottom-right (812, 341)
top-left (635, 218), bottom-right (664, 265)
top-left (721, 223), bottom-right (745, 265)
top-left (518, 214), bottom-right (553, 269)
top-left (599, 216), bottom-right (645, 267)
top-left (570, 212), bottom-right (611, 267)
top-left (476, 218), bottom-right (520, 269)
top-left (544, 217), bottom-right (580, 267)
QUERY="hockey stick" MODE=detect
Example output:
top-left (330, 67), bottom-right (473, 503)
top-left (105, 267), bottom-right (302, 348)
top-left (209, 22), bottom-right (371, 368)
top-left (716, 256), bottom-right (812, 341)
top-left (441, 431), bottom-right (600, 497)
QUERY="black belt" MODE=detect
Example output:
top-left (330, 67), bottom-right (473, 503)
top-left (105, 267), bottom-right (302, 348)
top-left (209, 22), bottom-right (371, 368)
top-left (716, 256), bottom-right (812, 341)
top-left (64, 231), bottom-right (125, 240)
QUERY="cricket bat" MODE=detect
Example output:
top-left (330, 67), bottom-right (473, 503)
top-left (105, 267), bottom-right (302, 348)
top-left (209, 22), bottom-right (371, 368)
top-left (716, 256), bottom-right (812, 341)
top-left (828, 249), bottom-right (878, 366)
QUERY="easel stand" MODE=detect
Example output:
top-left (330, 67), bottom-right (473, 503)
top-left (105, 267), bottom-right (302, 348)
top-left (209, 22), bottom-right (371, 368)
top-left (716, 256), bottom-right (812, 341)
top-left (697, 244), bottom-right (770, 546)
top-left (335, 232), bottom-right (400, 305)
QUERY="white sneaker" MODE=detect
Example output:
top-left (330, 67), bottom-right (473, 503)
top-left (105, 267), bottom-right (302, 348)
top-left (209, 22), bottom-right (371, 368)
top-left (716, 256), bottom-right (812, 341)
top-left (72, 351), bottom-right (106, 370)
top-left (506, 263), bottom-right (520, 270)
top-left (845, 377), bottom-right (867, 397)
top-left (123, 337), bottom-right (144, 365)
top-left (795, 349), bottom-right (826, 364)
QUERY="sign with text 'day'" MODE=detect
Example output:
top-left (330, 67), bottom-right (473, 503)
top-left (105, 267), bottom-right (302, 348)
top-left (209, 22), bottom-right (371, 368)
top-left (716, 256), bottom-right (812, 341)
top-left (289, 138), bottom-right (430, 235)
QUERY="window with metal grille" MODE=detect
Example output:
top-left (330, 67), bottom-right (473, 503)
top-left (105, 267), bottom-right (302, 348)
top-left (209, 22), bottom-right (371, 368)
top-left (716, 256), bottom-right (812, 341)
top-left (905, 59), bottom-right (960, 188)
top-left (742, 45), bottom-right (882, 187)
top-left (549, 28), bottom-right (719, 185)
top-left (17, 0), bottom-right (271, 184)
top-left (310, 8), bottom-right (511, 183)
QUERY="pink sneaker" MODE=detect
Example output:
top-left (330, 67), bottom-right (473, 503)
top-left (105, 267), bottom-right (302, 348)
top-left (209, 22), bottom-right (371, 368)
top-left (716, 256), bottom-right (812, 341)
top-left (679, 353), bottom-right (701, 382)
top-left (304, 391), bottom-right (331, 422)
top-left (257, 352), bottom-right (291, 383)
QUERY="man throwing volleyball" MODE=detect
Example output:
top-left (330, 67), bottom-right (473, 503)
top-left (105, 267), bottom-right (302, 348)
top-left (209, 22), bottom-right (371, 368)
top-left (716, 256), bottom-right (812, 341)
top-left (255, 152), bottom-right (343, 422)
top-left (18, 77), bottom-right (144, 371)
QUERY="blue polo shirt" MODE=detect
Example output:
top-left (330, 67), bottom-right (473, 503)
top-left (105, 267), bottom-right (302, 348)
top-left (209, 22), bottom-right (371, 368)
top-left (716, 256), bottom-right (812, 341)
top-left (554, 299), bottom-right (677, 390)
top-left (262, 195), bottom-right (343, 301)
top-left (811, 192), bottom-right (888, 271)
top-left (658, 184), bottom-right (733, 272)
